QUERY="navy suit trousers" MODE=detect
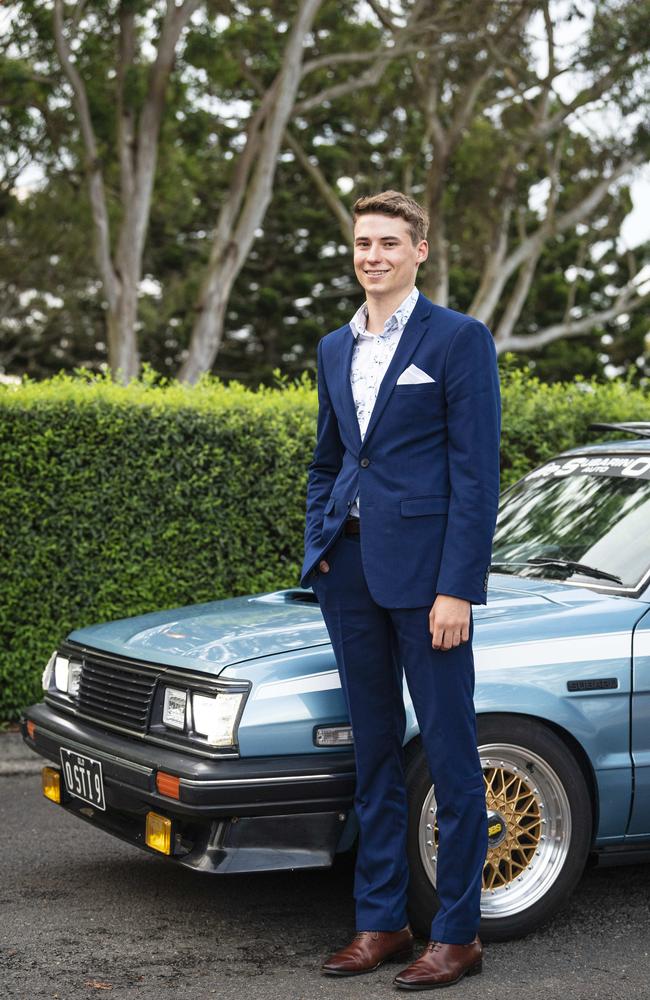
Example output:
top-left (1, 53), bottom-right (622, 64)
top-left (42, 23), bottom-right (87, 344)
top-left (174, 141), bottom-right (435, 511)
top-left (312, 530), bottom-right (487, 944)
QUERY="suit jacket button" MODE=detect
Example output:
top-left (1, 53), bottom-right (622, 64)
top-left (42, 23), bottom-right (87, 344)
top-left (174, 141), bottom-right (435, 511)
top-left (360, 458), bottom-right (370, 468)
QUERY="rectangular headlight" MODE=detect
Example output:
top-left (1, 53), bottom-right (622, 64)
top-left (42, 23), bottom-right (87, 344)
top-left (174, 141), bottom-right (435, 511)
top-left (51, 654), bottom-right (82, 697)
top-left (192, 691), bottom-right (244, 747)
top-left (163, 687), bottom-right (187, 731)
top-left (54, 655), bottom-right (70, 693)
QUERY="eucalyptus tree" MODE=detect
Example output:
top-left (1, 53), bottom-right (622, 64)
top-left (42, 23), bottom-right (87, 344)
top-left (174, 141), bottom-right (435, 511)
top-left (5, 0), bottom-right (328, 381)
top-left (177, 0), bottom-right (436, 381)
top-left (296, 0), bottom-right (650, 362)
top-left (442, 0), bottom-right (650, 359)
top-left (5, 0), bottom-right (437, 382)
top-left (1, 0), bottom-right (379, 380)
top-left (51, 0), bottom-right (207, 381)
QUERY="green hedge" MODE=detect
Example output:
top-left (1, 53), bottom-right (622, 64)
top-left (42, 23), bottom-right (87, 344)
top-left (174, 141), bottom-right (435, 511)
top-left (1, 364), bottom-right (649, 720)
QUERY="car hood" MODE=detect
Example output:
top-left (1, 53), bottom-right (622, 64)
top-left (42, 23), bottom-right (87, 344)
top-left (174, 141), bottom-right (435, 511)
top-left (65, 574), bottom-right (633, 678)
top-left (68, 591), bottom-right (329, 676)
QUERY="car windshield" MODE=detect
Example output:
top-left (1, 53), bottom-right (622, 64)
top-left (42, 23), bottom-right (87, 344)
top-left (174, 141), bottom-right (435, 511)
top-left (491, 453), bottom-right (650, 592)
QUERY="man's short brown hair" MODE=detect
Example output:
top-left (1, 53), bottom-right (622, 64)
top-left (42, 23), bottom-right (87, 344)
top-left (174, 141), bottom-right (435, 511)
top-left (352, 190), bottom-right (429, 245)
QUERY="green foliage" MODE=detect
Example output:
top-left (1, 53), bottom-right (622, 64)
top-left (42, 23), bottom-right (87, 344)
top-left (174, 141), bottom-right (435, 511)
top-left (2, 365), bottom-right (650, 720)
top-left (0, 368), bottom-right (317, 719)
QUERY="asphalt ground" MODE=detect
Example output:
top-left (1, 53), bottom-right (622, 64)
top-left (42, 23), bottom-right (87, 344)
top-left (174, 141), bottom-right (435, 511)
top-left (1, 733), bottom-right (650, 1000)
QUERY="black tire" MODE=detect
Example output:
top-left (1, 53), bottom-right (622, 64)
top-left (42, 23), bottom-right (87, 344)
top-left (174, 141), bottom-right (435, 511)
top-left (405, 714), bottom-right (593, 941)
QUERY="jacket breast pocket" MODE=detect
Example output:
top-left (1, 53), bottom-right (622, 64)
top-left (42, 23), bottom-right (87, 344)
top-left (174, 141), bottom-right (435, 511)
top-left (391, 383), bottom-right (444, 417)
top-left (393, 383), bottom-right (438, 394)
top-left (400, 495), bottom-right (450, 517)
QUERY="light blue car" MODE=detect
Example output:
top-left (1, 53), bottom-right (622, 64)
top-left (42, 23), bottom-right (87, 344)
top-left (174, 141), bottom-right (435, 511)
top-left (23, 423), bottom-right (650, 941)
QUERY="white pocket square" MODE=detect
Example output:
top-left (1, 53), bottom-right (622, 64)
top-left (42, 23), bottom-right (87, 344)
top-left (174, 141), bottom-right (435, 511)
top-left (396, 364), bottom-right (435, 385)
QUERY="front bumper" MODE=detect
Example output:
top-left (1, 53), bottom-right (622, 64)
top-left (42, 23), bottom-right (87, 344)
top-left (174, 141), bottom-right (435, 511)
top-left (22, 703), bottom-right (356, 873)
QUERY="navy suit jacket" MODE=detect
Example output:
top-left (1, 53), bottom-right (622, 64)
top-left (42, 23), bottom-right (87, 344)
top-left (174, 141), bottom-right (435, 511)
top-left (301, 292), bottom-right (501, 606)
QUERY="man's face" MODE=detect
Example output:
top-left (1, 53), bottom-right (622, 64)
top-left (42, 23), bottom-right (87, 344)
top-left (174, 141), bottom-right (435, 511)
top-left (353, 214), bottom-right (428, 300)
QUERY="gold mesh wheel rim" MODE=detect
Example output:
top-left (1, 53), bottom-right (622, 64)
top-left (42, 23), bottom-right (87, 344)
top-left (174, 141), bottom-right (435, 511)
top-left (418, 743), bottom-right (572, 919)
top-left (483, 762), bottom-right (542, 889)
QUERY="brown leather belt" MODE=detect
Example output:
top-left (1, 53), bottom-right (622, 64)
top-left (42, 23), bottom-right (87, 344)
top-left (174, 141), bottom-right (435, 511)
top-left (344, 516), bottom-right (361, 535)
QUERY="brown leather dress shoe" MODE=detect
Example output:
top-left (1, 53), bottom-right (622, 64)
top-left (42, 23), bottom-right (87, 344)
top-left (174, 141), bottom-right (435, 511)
top-left (393, 936), bottom-right (483, 990)
top-left (321, 927), bottom-right (414, 977)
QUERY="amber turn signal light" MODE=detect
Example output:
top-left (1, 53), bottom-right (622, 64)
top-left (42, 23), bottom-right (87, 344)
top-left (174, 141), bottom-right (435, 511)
top-left (145, 812), bottom-right (172, 855)
top-left (27, 720), bottom-right (36, 741)
top-left (42, 767), bottom-right (61, 804)
top-left (156, 771), bottom-right (180, 799)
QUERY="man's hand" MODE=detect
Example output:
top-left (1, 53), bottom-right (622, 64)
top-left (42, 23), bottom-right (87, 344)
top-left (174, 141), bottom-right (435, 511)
top-left (429, 595), bottom-right (471, 651)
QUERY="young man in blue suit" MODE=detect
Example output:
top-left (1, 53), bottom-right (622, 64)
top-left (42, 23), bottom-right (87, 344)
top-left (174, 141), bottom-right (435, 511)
top-left (301, 190), bottom-right (501, 990)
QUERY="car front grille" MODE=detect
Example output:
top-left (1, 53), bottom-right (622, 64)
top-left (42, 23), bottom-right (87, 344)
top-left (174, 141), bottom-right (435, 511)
top-left (77, 653), bottom-right (161, 733)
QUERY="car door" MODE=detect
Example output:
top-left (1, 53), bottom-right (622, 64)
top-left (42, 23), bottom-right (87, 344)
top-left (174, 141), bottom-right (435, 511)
top-left (628, 605), bottom-right (650, 837)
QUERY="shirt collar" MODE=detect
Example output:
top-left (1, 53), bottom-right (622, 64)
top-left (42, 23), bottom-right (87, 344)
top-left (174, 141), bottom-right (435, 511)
top-left (349, 286), bottom-right (419, 340)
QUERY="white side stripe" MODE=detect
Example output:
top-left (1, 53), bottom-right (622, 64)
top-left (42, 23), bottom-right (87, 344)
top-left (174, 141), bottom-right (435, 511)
top-left (254, 670), bottom-right (341, 700)
top-left (252, 631), bottom-right (645, 700)
top-left (474, 632), bottom-right (631, 671)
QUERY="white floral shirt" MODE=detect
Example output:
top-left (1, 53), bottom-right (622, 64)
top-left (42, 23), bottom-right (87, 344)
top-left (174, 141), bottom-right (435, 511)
top-left (348, 286), bottom-right (419, 517)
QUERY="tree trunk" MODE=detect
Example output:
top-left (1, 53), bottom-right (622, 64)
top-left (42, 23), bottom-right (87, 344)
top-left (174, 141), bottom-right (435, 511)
top-left (53, 0), bottom-right (198, 385)
top-left (106, 281), bottom-right (140, 382)
top-left (180, 242), bottom-right (241, 381)
top-left (421, 160), bottom-right (449, 305)
top-left (178, 0), bottom-right (323, 383)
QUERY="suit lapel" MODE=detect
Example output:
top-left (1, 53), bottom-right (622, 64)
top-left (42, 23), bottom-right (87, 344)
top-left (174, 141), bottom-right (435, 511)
top-left (361, 293), bottom-right (432, 448)
top-left (337, 324), bottom-right (362, 450)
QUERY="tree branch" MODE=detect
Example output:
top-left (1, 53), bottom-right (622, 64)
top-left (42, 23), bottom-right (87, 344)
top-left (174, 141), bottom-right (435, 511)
top-left (496, 287), bottom-right (650, 353)
top-left (131, 0), bottom-right (201, 254)
top-left (364, 0), bottom-right (399, 32)
top-left (301, 46), bottom-right (423, 78)
top-left (71, 0), bottom-right (90, 31)
top-left (218, 69), bottom-right (282, 244)
top-left (533, 53), bottom-right (642, 142)
top-left (228, 0), bottom-right (324, 258)
top-left (562, 238), bottom-right (588, 326)
top-left (240, 60), bottom-right (354, 246)
top-left (294, 0), bottom-right (429, 115)
top-left (52, 0), bottom-right (117, 305)
top-left (446, 61), bottom-right (492, 150)
top-left (494, 142), bottom-right (563, 344)
top-left (180, 0), bottom-right (325, 381)
top-left (117, 2), bottom-right (137, 208)
top-left (475, 154), bottom-right (643, 324)
top-left (538, 0), bottom-right (556, 123)
top-left (284, 129), bottom-right (353, 245)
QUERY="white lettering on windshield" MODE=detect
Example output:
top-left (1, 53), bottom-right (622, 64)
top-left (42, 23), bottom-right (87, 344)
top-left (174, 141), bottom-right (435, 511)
top-left (525, 455), bottom-right (650, 481)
